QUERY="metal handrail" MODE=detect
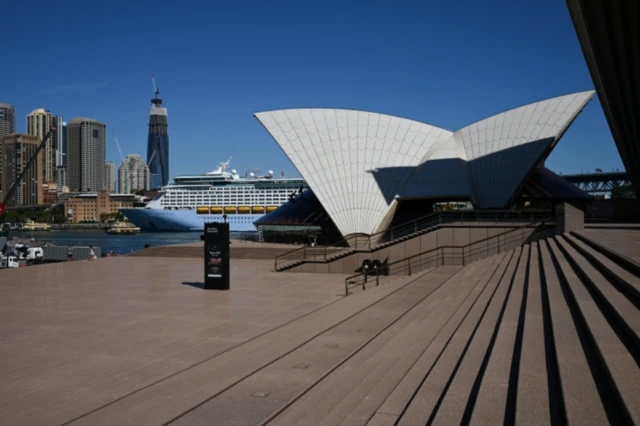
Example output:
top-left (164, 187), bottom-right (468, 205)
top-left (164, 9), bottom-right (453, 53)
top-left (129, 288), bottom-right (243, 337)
top-left (344, 215), bottom-right (555, 295)
top-left (275, 208), bottom-right (552, 271)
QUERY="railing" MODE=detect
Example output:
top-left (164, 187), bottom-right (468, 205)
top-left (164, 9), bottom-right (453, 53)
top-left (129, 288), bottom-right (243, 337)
top-left (344, 215), bottom-right (556, 295)
top-left (371, 209), bottom-right (552, 248)
top-left (274, 208), bottom-right (552, 271)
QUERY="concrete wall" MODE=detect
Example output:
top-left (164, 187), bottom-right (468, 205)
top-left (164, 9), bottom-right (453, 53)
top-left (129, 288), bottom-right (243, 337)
top-left (555, 202), bottom-right (584, 234)
top-left (43, 246), bottom-right (102, 262)
top-left (287, 223), bottom-right (542, 274)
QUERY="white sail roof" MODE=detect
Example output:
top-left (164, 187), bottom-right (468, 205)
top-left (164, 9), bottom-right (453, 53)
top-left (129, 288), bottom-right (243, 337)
top-left (255, 109), bottom-right (451, 236)
top-left (256, 90), bottom-right (595, 237)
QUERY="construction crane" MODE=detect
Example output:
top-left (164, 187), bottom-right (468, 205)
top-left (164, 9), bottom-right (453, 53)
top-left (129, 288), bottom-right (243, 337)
top-left (112, 130), bottom-right (135, 194)
top-left (0, 126), bottom-right (56, 216)
top-left (151, 73), bottom-right (160, 100)
top-left (111, 129), bottom-right (126, 165)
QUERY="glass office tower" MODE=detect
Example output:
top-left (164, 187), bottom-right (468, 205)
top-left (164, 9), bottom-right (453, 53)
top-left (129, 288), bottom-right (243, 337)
top-left (147, 89), bottom-right (169, 189)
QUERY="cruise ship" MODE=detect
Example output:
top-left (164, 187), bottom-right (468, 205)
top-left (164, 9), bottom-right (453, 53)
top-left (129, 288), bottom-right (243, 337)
top-left (119, 158), bottom-right (305, 232)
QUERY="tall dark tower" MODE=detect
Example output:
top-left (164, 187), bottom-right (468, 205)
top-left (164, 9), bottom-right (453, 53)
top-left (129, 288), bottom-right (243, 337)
top-left (147, 75), bottom-right (169, 189)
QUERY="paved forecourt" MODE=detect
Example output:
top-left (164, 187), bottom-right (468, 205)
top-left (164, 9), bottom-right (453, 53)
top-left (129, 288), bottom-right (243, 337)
top-left (0, 256), bottom-right (353, 425)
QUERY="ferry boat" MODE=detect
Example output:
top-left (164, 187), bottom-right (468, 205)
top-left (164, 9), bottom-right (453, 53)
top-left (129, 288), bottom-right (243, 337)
top-left (22, 220), bottom-right (51, 231)
top-left (119, 158), bottom-right (305, 232)
top-left (106, 221), bottom-right (141, 235)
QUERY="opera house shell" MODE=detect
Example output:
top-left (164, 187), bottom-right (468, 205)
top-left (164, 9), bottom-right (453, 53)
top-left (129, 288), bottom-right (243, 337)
top-left (255, 90), bottom-right (595, 239)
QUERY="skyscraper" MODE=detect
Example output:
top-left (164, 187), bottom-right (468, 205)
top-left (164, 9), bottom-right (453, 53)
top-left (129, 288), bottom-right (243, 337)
top-left (26, 109), bottom-right (61, 183)
top-left (0, 103), bottom-right (14, 141)
top-left (0, 103), bottom-right (16, 197)
top-left (60, 121), bottom-right (68, 167)
top-left (56, 121), bottom-right (68, 189)
top-left (1, 134), bottom-right (43, 207)
top-left (147, 79), bottom-right (169, 189)
top-left (118, 154), bottom-right (150, 194)
top-left (68, 118), bottom-right (106, 192)
top-left (104, 161), bottom-right (116, 193)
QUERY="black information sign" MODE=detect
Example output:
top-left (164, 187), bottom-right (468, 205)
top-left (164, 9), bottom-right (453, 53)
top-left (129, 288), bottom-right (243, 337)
top-left (203, 222), bottom-right (230, 290)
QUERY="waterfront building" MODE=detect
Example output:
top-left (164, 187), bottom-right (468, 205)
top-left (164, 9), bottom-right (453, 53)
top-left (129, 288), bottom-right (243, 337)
top-left (67, 117), bottom-right (106, 193)
top-left (65, 190), bottom-right (136, 223)
top-left (255, 90), bottom-right (595, 241)
top-left (1, 134), bottom-right (43, 207)
top-left (26, 109), bottom-right (63, 183)
top-left (0, 102), bottom-right (16, 196)
top-left (147, 84), bottom-right (169, 189)
top-left (104, 161), bottom-right (116, 193)
top-left (42, 182), bottom-right (60, 205)
top-left (118, 154), bottom-right (150, 194)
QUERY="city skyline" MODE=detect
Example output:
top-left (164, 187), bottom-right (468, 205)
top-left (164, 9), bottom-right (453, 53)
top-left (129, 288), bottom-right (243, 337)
top-left (0, 0), bottom-right (629, 181)
top-left (0, 100), bottom-right (150, 199)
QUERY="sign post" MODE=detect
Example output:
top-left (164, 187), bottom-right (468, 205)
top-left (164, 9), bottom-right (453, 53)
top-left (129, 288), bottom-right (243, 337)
top-left (203, 222), bottom-right (230, 290)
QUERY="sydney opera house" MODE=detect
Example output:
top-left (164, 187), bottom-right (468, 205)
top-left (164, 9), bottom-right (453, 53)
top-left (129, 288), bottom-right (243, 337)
top-left (254, 90), bottom-right (595, 242)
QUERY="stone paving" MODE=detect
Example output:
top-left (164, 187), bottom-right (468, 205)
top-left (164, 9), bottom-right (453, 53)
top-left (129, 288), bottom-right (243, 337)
top-left (582, 228), bottom-right (640, 264)
top-left (0, 257), bottom-right (350, 426)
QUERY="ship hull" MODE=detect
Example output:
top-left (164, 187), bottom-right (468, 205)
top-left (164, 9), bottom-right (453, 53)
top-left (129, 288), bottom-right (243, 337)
top-left (119, 208), bottom-right (261, 232)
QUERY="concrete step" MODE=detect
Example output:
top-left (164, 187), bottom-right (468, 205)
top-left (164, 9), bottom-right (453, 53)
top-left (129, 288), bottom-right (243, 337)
top-left (362, 251), bottom-right (518, 426)
top-left (395, 251), bottom-right (517, 426)
top-left (547, 237), bottom-right (640, 425)
top-left (409, 250), bottom-right (518, 426)
top-left (555, 236), bottom-right (640, 351)
top-left (447, 245), bottom-right (528, 426)
top-left (572, 231), bottom-right (640, 276)
top-left (514, 241), bottom-right (553, 425)
top-left (563, 233), bottom-right (640, 303)
top-left (260, 257), bottom-right (505, 426)
top-left (538, 239), bottom-right (609, 425)
top-left (167, 266), bottom-right (465, 426)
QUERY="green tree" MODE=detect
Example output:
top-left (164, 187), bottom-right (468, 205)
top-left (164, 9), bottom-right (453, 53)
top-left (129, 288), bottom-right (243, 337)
top-left (611, 184), bottom-right (636, 199)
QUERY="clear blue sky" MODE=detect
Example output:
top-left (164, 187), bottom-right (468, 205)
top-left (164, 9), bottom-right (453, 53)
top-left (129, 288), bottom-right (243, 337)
top-left (1, 0), bottom-right (625, 178)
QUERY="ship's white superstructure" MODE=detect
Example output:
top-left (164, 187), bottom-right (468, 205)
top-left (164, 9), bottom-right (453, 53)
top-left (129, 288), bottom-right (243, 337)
top-left (120, 158), bottom-right (305, 232)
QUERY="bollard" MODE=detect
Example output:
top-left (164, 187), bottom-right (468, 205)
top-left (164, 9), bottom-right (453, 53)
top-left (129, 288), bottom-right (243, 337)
top-left (375, 266), bottom-right (379, 286)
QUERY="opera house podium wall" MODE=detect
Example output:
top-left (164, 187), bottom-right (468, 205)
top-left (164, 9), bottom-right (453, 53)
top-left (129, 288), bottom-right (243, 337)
top-left (255, 91), bottom-right (595, 246)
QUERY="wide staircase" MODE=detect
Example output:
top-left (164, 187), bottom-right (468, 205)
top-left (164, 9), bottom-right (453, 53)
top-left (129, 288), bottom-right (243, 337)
top-left (261, 234), bottom-right (639, 425)
top-left (274, 209), bottom-right (551, 271)
top-left (309, 233), bottom-right (637, 425)
top-left (70, 229), bottom-right (639, 425)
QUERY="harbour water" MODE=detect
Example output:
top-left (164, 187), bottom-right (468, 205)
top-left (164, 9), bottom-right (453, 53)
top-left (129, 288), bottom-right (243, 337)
top-left (13, 230), bottom-right (255, 255)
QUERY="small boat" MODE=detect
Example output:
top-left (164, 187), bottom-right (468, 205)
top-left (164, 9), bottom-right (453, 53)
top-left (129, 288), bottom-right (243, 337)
top-left (210, 206), bottom-right (223, 214)
top-left (196, 206), bottom-right (209, 214)
top-left (106, 222), bottom-right (141, 235)
top-left (224, 206), bottom-right (236, 214)
top-left (22, 220), bottom-right (51, 231)
top-left (252, 206), bottom-right (265, 213)
top-left (266, 206), bottom-right (278, 213)
top-left (237, 206), bottom-right (250, 213)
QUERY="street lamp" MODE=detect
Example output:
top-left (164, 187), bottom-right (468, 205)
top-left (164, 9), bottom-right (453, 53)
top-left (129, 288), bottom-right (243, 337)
top-left (223, 214), bottom-right (228, 224)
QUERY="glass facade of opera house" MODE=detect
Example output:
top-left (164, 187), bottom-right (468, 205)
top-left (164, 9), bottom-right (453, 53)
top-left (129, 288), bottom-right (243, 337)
top-left (254, 167), bottom-right (592, 245)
